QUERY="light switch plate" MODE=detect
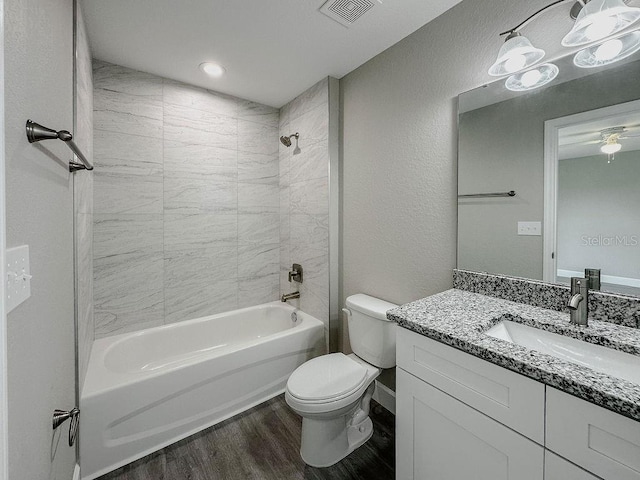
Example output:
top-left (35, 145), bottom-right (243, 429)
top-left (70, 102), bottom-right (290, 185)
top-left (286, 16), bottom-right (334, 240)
top-left (518, 221), bottom-right (542, 236)
top-left (6, 245), bottom-right (31, 313)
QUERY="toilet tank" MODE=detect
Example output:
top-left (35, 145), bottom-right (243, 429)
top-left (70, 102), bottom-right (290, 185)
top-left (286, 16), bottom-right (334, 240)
top-left (345, 294), bottom-right (398, 369)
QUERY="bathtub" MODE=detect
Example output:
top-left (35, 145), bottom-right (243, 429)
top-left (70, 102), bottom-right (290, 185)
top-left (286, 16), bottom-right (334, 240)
top-left (80, 302), bottom-right (325, 480)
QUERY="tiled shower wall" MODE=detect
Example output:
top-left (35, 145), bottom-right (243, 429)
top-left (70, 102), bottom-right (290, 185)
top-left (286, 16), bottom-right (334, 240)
top-left (75, 4), bottom-right (94, 389)
top-left (279, 79), bottom-right (331, 335)
top-left (93, 61), bottom-right (280, 337)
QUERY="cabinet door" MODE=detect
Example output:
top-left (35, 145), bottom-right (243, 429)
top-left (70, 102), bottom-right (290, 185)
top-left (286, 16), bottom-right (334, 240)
top-left (546, 387), bottom-right (640, 480)
top-left (397, 368), bottom-right (544, 480)
top-left (545, 451), bottom-right (602, 480)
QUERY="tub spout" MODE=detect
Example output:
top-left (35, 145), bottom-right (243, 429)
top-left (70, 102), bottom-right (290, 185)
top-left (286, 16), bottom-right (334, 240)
top-left (281, 291), bottom-right (300, 302)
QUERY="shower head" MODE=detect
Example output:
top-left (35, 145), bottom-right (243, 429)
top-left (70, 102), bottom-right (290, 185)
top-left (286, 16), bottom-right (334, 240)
top-left (280, 132), bottom-right (299, 147)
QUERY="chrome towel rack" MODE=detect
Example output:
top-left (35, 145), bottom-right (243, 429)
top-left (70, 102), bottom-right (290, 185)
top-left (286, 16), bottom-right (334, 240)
top-left (458, 190), bottom-right (516, 198)
top-left (26, 120), bottom-right (93, 172)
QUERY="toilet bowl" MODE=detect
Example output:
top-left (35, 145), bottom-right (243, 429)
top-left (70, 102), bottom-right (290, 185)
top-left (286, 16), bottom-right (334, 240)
top-left (285, 294), bottom-right (397, 467)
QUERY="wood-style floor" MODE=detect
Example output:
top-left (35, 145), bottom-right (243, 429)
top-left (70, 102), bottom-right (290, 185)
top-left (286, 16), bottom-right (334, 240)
top-left (96, 394), bottom-right (395, 480)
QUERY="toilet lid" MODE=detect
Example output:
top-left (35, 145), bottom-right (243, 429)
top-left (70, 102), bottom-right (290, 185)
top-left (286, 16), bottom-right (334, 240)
top-left (287, 353), bottom-right (368, 402)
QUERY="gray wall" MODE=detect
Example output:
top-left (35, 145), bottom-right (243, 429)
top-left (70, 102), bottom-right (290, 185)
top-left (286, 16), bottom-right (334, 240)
top-left (75, 1), bottom-right (94, 393)
top-left (93, 61), bottom-right (280, 338)
top-left (558, 151), bottom-right (640, 279)
top-left (339, 0), bottom-right (593, 350)
top-left (458, 60), bottom-right (640, 280)
top-left (5, 0), bottom-right (77, 478)
top-left (279, 79), bottom-right (332, 343)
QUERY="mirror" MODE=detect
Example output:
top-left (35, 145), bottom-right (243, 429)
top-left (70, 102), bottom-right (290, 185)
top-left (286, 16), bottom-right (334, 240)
top-left (458, 53), bottom-right (640, 296)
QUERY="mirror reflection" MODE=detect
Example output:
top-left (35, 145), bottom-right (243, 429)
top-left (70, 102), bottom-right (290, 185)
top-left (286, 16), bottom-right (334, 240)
top-left (458, 54), bottom-right (640, 296)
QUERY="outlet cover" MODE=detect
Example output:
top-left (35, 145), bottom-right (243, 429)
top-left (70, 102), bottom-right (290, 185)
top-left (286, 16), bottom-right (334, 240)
top-left (518, 221), bottom-right (542, 236)
top-left (6, 245), bottom-right (31, 313)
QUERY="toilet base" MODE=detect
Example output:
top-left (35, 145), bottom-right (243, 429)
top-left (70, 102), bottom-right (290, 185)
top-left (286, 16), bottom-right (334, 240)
top-left (300, 410), bottom-right (374, 468)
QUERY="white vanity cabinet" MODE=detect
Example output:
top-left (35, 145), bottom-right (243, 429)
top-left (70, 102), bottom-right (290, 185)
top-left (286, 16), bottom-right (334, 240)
top-left (545, 451), bottom-right (602, 480)
top-left (396, 327), bottom-right (640, 480)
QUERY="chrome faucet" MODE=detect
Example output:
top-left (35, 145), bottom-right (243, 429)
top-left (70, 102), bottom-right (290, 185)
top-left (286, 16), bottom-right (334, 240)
top-left (568, 277), bottom-right (589, 326)
top-left (281, 291), bottom-right (300, 302)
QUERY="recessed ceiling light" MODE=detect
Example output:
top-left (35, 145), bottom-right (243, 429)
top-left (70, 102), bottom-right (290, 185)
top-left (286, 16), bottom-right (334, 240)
top-left (199, 62), bottom-right (226, 78)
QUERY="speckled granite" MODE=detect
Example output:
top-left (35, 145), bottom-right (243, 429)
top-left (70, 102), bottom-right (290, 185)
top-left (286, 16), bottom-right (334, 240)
top-left (453, 269), bottom-right (640, 328)
top-left (388, 289), bottom-right (640, 422)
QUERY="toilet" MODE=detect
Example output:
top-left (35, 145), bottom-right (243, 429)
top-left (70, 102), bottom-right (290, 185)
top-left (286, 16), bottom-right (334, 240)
top-left (285, 293), bottom-right (397, 467)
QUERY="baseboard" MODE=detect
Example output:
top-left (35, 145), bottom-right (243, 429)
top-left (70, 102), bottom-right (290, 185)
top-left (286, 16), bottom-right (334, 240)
top-left (73, 464), bottom-right (80, 480)
top-left (373, 380), bottom-right (395, 415)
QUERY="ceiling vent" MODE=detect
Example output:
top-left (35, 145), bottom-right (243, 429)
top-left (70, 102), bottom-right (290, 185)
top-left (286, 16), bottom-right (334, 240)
top-left (319, 0), bottom-right (382, 28)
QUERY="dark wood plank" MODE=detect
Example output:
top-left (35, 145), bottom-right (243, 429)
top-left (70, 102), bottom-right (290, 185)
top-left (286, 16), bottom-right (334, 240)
top-left (96, 395), bottom-right (395, 480)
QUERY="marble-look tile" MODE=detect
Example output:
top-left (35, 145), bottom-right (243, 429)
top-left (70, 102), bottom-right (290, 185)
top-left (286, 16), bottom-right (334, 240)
top-left (289, 139), bottom-right (328, 184)
top-left (94, 130), bottom-right (163, 176)
top-left (238, 244), bottom-right (280, 279)
top-left (94, 252), bottom-right (164, 337)
top-left (280, 184), bottom-right (290, 215)
top-left (164, 177), bottom-right (237, 214)
top-left (165, 275), bottom-right (238, 324)
top-left (289, 78), bottom-right (328, 121)
top-left (238, 214), bottom-right (280, 245)
top-left (238, 99), bottom-right (279, 128)
top-left (93, 60), bottom-right (164, 96)
top-left (290, 244), bottom-right (328, 294)
top-left (163, 80), bottom-right (238, 117)
top-left (238, 152), bottom-right (278, 184)
top-left (163, 140), bottom-right (237, 179)
top-left (94, 214), bottom-right (163, 258)
top-left (94, 172), bottom-right (163, 214)
top-left (94, 85), bottom-right (163, 139)
top-left (290, 177), bottom-right (328, 215)
top-left (238, 183), bottom-right (279, 214)
top-left (298, 285), bottom-right (329, 326)
top-left (164, 214), bottom-right (237, 251)
top-left (238, 120), bottom-right (278, 155)
top-left (289, 103), bottom-right (328, 148)
top-left (238, 274), bottom-right (280, 308)
top-left (74, 168), bottom-right (93, 214)
top-left (290, 214), bottom-right (328, 247)
top-left (279, 103), bottom-right (291, 131)
top-left (280, 214), bottom-right (290, 244)
top-left (165, 247), bottom-right (237, 281)
top-left (164, 103), bottom-right (237, 150)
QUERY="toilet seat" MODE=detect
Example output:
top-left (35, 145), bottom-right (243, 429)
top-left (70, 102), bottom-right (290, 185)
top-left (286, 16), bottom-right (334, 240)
top-left (285, 353), bottom-right (380, 415)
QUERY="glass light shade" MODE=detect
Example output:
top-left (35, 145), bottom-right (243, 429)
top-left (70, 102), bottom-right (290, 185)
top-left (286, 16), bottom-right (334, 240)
top-left (601, 141), bottom-right (622, 154)
top-left (562, 0), bottom-right (640, 46)
top-left (573, 30), bottom-right (640, 67)
top-left (505, 63), bottom-right (559, 91)
top-left (488, 34), bottom-right (546, 76)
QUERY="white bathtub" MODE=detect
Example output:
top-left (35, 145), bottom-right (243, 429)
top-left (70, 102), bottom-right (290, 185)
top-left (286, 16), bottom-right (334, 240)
top-left (80, 302), bottom-right (325, 480)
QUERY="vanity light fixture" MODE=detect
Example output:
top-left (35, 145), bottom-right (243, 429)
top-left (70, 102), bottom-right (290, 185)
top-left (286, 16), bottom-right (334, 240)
top-left (505, 63), bottom-right (560, 91)
top-left (489, 0), bottom-right (640, 82)
top-left (199, 62), bottom-right (226, 78)
top-left (562, 0), bottom-right (640, 46)
top-left (573, 30), bottom-right (640, 67)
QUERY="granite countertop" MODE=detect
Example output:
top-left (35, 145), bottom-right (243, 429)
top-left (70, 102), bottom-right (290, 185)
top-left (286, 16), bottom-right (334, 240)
top-left (387, 288), bottom-right (640, 422)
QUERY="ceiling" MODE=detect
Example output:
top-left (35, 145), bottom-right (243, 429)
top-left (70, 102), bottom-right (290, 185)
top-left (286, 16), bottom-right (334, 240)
top-left (81, 0), bottom-right (462, 107)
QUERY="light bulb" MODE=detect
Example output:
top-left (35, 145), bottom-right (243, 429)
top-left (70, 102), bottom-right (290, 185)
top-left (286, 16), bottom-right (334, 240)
top-left (520, 69), bottom-right (542, 87)
top-left (199, 62), bottom-right (226, 78)
top-left (594, 38), bottom-right (624, 60)
top-left (601, 142), bottom-right (622, 154)
top-left (584, 16), bottom-right (617, 41)
top-left (504, 54), bottom-right (527, 73)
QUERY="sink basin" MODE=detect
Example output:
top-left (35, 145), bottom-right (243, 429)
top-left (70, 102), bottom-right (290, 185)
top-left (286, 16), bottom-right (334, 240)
top-left (486, 320), bottom-right (640, 384)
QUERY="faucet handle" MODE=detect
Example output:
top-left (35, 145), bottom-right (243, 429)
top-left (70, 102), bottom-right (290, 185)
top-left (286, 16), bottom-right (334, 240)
top-left (288, 263), bottom-right (303, 283)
